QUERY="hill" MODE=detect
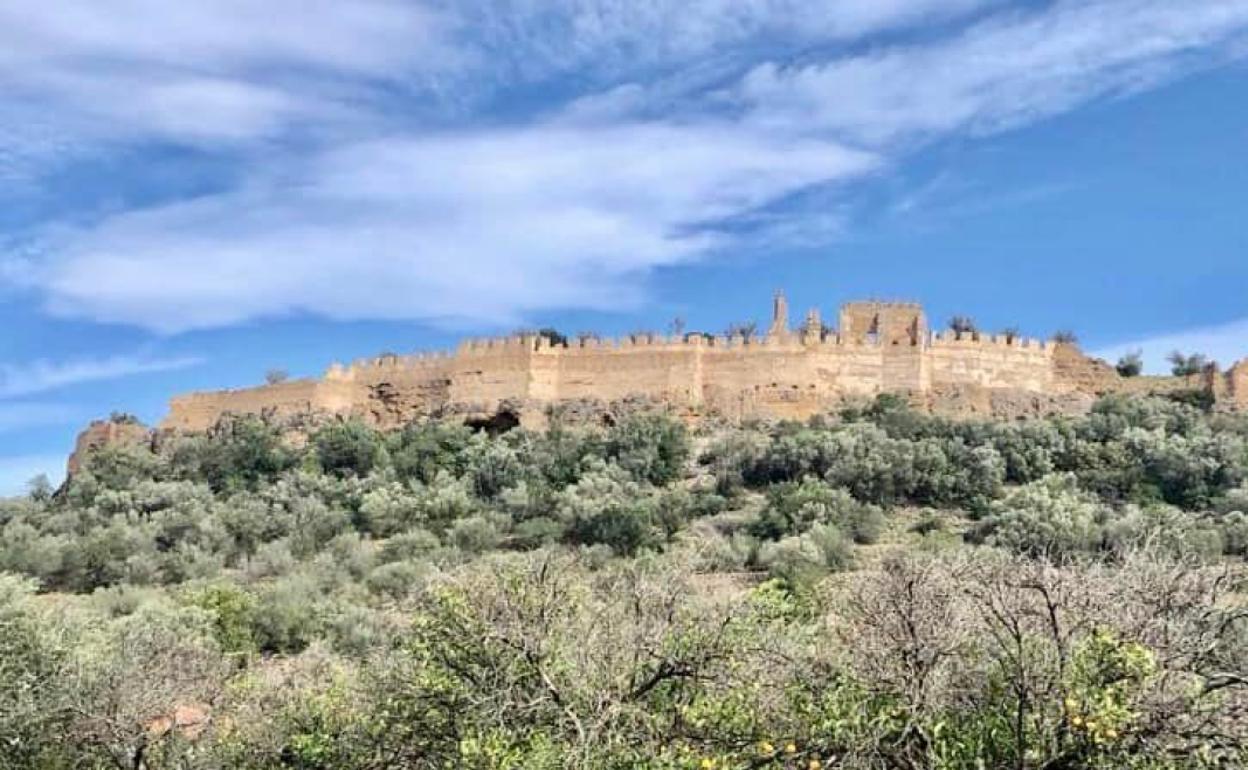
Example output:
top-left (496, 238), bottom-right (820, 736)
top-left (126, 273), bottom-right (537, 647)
top-left (2, 393), bottom-right (1246, 767)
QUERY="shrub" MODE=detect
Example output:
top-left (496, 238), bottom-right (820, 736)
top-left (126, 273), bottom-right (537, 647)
top-left (1115, 351), bottom-right (1144, 377)
top-left (604, 414), bottom-right (689, 485)
top-left (378, 528), bottom-right (441, 564)
top-left (759, 523), bottom-right (853, 584)
top-left (969, 475), bottom-right (1107, 559)
top-left (314, 420), bottom-right (383, 478)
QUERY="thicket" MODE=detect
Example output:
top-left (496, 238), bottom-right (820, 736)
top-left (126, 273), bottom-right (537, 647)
top-left (1, 395), bottom-right (1247, 767)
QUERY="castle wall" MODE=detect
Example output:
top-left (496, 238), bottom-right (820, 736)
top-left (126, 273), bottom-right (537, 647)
top-left (157, 301), bottom-right (1242, 433)
top-left (164, 379), bottom-right (325, 432)
top-left (928, 333), bottom-right (1053, 391)
top-left (448, 336), bottom-right (536, 412)
top-left (1224, 361), bottom-right (1248, 410)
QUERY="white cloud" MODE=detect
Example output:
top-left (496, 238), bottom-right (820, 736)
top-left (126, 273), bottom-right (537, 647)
top-left (31, 124), bottom-right (876, 332)
top-left (737, 0), bottom-right (1248, 145)
top-left (1093, 317), bottom-right (1248, 375)
top-left (451, 0), bottom-right (1001, 80)
top-left (0, 0), bottom-right (453, 148)
top-left (3, 0), bottom-right (1248, 332)
top-left (0, 354), bottom-right (203, 399)
top-left (0, 454), bottom-right (65, 498)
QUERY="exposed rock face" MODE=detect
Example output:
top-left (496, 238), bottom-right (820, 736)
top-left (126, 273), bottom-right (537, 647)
top-left (66, 417), bottom-right (154, 477)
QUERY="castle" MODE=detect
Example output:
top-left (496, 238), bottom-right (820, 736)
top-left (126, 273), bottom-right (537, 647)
top-left (157, 297), bottom-right (1248, 433)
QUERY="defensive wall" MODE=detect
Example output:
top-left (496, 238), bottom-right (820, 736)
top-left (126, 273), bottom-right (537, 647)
top-left (155, 296), bottom-right (1239, 434)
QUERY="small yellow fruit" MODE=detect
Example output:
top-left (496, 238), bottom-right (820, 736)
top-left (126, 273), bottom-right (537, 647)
top-left (758, 741), bottom-right (775, 755)
top-left (1105, 729), bottom-right (1118, 740)
top-left (808, 760), bottom-right (822, 770)
top-left (700, 759), bottom-right (715, 769)
top-left (785, 743), bottom-right (797, 754)
top-left (1071, 716), bottom-right (1083, 727)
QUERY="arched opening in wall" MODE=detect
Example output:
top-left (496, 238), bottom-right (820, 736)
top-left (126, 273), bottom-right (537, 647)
top-left (465, 409), bottom-right (521, 436)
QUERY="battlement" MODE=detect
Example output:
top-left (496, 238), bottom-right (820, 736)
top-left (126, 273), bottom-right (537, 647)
top-left (156, 295), bottom-right (1246, 433)
top-left (929, 331), bottom-right (1051, 351)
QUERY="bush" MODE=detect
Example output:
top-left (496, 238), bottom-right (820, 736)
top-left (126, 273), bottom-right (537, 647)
top-left (605, 414), bottom-right (689, 485)
top-left (314, 420), bottom-right (383, 478)
top-left (969, 475), bottom-right (1107, 559)
top-left (759, 523), bottom-right (853, 584)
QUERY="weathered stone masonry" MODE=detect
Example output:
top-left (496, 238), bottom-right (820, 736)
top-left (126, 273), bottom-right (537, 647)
top-left (156, 298), bottom-right (1248, 434)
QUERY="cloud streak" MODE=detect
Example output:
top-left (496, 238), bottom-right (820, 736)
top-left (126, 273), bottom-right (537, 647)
top-left (0, 354), bottom-right (203, 399)
top-left (737, 0), bottom-right (1248, 145)
top-left (3, 0), bottom-right (1248, 332)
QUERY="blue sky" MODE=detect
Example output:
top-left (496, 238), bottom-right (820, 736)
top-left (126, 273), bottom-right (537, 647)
top-left (2, 0), bottom-right (1248, 494)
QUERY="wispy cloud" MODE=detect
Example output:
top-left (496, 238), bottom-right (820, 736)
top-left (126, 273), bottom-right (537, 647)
top-left (737, 0), bottom-right (1248, 146)
top-left (0, 354), bottom-right (203, 399)
top-left (28, 125), bottom-right (876, 332)
top-left (1093, 317), bottom-right (1248, 375)
top-left (3, 0), bottom-right (1248, 332)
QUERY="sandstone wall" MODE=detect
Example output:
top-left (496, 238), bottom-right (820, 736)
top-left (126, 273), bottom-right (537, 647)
top-left (164, 379), bottom-right (325, 432)
top-left (1223, 360), bottom-right (1248, 410)
top-left (928, 333), bottom-right (1053, 391)
top-left (156, 302), bottom-right (1243, 434)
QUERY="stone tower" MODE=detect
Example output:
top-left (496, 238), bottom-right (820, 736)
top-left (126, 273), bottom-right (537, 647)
top-left (839, 301), bottom-right (927, 346)
top-left (769, 291), bottom-right (790, 338)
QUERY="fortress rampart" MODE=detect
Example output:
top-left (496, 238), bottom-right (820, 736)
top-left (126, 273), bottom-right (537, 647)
top-left (158, 298), bottom-right (1247, 432)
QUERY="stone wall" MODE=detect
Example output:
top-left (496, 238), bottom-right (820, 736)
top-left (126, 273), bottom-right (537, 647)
top-left (1222, 361), bottom-right (1248, 410)
top-left (157, 300), bottom-right (1245, 433)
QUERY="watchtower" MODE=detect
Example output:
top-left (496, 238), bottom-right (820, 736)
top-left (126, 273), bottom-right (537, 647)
top-left (838, 301), bottom-right (927, 346)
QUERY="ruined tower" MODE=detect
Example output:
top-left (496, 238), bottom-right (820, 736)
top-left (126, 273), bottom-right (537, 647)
top-left (839, 301), bottom-right (926, 346)
top-left (769, 291), bottom-right (790, 339)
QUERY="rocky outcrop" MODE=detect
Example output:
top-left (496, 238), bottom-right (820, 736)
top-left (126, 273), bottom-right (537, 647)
top-left (66, 416), bottom-right (154, 477)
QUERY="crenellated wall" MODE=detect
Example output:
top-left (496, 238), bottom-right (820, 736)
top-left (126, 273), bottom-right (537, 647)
top-left (158, 299), bottom-right (1245, 432)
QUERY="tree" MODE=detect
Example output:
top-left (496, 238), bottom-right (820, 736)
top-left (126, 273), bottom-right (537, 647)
top-left (1116, 350), bottom-right (1144, 377)
top-left (668, 316), bottom-right (686, 337)
top-left (725, 320), bottom-right (758, 341)
top-left (26, 474), bottom-right (53, 502)
top-left (948, 315), bottom-right (978, 339)
top-left (537, 327), bottom-right (568, 347)
top-left (1000, 326), bottom-right (1021, 344)
top-left (313, 420), bottom-right (383, 477)
top-left (1168, 350), bottom-right (1210, 377)
top-left (1052, 330), bottom-right (1079, 344)
top-left (264, 368), bottom-right (289, 385)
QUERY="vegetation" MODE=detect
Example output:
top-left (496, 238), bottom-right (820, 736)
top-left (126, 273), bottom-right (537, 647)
top-left (947, 315), bottom-right (977, 339)
top-left (1116, 350), bottom-right (1144, 377)
top-left (1169, 350), bottom-right (1212, 378)
top-left (2, 396), bottom-right (1246, 768)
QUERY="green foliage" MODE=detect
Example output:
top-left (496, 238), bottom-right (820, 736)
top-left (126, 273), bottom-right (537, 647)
top-left (4, 397), bottom-right (1248, 766)
top-left (605, 413), bottom-right (690, 485)
top-left (184, 581), bottom-right (259, 657)
top-left (1116, 350), bottom-right (1144, 377)
top-left (313, 420), bottom-right (383, 477)
top-left (1168, 350), bottom-right (1210, 377)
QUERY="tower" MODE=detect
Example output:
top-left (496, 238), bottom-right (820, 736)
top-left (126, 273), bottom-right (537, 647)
top-left (838, 301), bottom-right (927, 345)
top-left (769, 291), bottom-right (790, 338)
